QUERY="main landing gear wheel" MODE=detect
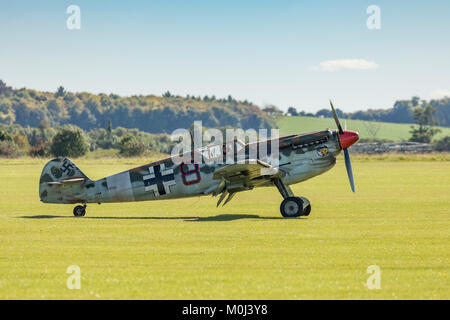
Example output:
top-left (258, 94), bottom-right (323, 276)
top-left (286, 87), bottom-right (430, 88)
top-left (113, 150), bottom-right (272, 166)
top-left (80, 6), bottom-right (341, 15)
top-left (280, 197), bottom-right (304, 218)
top-left (280, 197), bottom-right (311, 218)
top-left (273, 178), bottom-right (312, 218)
top-left (73, 205), bottom-right (86, 217)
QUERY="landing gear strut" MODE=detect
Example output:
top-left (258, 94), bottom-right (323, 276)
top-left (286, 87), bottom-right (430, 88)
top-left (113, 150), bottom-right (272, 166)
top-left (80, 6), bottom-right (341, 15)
top-left (273, 178), bottom-right (311, 218)
top-left (73, 204), bottom-right (86, 217)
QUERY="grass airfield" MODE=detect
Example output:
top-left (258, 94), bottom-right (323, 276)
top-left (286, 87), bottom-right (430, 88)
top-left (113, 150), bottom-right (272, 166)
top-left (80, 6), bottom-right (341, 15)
top-left (0, 156), bottom-right (449, 299)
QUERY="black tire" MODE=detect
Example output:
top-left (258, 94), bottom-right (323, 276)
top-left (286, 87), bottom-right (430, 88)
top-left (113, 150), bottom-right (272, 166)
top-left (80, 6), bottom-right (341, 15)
top-left (280, 197), bottom-right (303, 218)
top-left (302, 204), bottom-right (311, 216)
top-left (73, 205), bottom-right (86, 217)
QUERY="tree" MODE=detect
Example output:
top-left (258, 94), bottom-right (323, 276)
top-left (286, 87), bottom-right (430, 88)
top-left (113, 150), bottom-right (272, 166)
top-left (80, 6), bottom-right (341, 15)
top-left (107, 119), bottom-right (113, 135)
top-left (287, 107), bottom-right (298, 116)
top-left (0, 80), bottom-right (12, 96)
top-left (409, 104), bottom-right (441, 143)
top-left (390, 100), bottom-right (415, 123)
top-left (118, 134), bottom-right (146, 157)
top-left (55, 86), bottom-right (66, 98)
top-left (95, 119), bottom-right (115, 149)
top-left (12, 134), bottom-right (30, 152)
top-left (36, 119), bottom-right (55, 145)
top-left (411, 96), bottom-right (420, 107)
top-left (433, 136), bottom-right (450, 152)
top-left (0, 140), bottom-right (21, 157)
top-left (0, 129), bottom-right (12, 142)
top-left (50, 127), bottom-right (89, 157)
top-left (363, 121), bottom-right (382, 141)
top-left (0, 131), bottom-right (28, 157)
top-left (262, 105), bottom-right (283, 116)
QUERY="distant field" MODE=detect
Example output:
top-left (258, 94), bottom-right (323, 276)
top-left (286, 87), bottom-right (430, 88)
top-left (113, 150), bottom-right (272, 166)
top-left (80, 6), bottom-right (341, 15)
top-left (0, 156), bottom-right (449, 299)
top-left (83, 148), bottom-right (167, 160)
top-left (277, 116), bottom-right (450, 141)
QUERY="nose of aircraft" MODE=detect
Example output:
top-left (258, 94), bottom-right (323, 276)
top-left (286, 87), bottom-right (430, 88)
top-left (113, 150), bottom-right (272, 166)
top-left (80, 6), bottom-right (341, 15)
top-left (338, 130), bottom-right (359, 149)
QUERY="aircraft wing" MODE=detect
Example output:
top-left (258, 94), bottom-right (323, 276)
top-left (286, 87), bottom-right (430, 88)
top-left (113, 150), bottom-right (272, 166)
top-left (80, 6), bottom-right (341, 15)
top-left (213, 160), bottom-right (282, 182)
top-left (209, 160), bottom-right (284, 206)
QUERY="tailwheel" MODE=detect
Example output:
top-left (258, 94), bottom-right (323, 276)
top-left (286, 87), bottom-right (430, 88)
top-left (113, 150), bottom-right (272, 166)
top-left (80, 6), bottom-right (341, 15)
top-left (280, 197), bottom-right (303, 218)
top-left (73, 205), bottom-right (86, 217)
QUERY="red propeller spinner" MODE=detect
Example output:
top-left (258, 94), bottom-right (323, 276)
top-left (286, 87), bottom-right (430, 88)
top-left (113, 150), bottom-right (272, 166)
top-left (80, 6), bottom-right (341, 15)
top-left (338, 130), bottom-right (359, 149)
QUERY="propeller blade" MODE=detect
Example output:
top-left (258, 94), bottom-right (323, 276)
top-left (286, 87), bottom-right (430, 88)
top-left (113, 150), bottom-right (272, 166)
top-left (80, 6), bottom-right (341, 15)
top-left (343, 148), bottom-right (356, 193)
top-left (330, 100), bottom-right (344, 134)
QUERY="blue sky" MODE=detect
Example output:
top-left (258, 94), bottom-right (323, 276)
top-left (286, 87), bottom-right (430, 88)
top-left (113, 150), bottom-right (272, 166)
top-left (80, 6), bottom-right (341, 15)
top-left (1, 0), bottom-right (449, 112)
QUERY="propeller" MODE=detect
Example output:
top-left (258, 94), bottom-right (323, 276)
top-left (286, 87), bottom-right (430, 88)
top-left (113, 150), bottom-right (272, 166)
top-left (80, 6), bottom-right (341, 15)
top-left (329, 101), bottom-right (359, 193)
top-left (343, 148), bottom-right (355, 192)
top-left (330, 100), bottom-right (343, 134)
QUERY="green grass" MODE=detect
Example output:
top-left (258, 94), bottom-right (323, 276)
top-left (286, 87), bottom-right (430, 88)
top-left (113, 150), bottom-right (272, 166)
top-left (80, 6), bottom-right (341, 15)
top-left (277, 116), bottom-right (450, 141)
top-left (0, 157), bottom-right (449, 299)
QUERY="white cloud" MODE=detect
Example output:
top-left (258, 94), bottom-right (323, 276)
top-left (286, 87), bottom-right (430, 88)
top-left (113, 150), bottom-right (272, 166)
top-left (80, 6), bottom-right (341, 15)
top-left (430, 89), bottom-right (450, 99)
top-left (312, 59), bottom-right (379, 72)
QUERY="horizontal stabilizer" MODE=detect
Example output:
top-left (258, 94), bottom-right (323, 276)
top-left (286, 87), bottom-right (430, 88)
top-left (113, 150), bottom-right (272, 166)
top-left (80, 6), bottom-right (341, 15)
top-left (47, 177), bottom-right (86, 185)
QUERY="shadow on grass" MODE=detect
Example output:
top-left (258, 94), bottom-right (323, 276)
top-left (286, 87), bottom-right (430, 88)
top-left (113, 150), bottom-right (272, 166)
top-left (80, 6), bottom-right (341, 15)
top-left (18, 213), bottom-right (301, 221)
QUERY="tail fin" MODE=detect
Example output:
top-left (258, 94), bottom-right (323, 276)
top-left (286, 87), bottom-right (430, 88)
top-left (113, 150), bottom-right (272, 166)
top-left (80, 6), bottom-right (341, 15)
top-left (39, 158), bottom-right (91, 204)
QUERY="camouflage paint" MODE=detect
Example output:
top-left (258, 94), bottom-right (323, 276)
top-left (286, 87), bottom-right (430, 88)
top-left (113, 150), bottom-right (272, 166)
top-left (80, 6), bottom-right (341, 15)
top-left (39, 130), bottom-right (342, 205)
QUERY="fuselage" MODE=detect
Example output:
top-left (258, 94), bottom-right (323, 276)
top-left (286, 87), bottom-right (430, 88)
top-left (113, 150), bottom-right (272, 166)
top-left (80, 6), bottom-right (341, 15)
top-left (39, 129), bottom-right (343, 204)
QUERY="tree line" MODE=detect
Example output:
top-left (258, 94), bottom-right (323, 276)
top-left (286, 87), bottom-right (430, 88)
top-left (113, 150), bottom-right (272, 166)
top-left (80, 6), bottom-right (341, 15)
top-left (0, 80), bottom-right (273, 133)
top-left (1, 116), bottom-right (449, 159)
top-left (0, 119), bottom-right (250, 158)
top-left (2, 80), bottom-right (449, 132)
top-left (282, 96), bottom-right (450, 127)
top-left (283, 100), bottom-right (447, 146)
top-left (1, 80), bottom-right (449, 157)
top-left (0, 120), bottom-right (176, 158)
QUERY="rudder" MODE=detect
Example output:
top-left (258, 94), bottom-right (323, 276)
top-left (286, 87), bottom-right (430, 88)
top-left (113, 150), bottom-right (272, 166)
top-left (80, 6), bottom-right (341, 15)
top-left (39, 158), bottom-right (91, 204)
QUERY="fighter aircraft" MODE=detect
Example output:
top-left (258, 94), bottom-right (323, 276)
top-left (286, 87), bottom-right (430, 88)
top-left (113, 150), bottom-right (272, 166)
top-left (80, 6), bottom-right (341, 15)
top-left (39, 102), bottom-right (359, 218)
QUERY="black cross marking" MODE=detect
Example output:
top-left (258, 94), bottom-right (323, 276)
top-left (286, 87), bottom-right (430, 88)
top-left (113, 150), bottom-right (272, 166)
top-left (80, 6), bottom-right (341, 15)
top-left (143, 165), bottom-right (175, 196)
